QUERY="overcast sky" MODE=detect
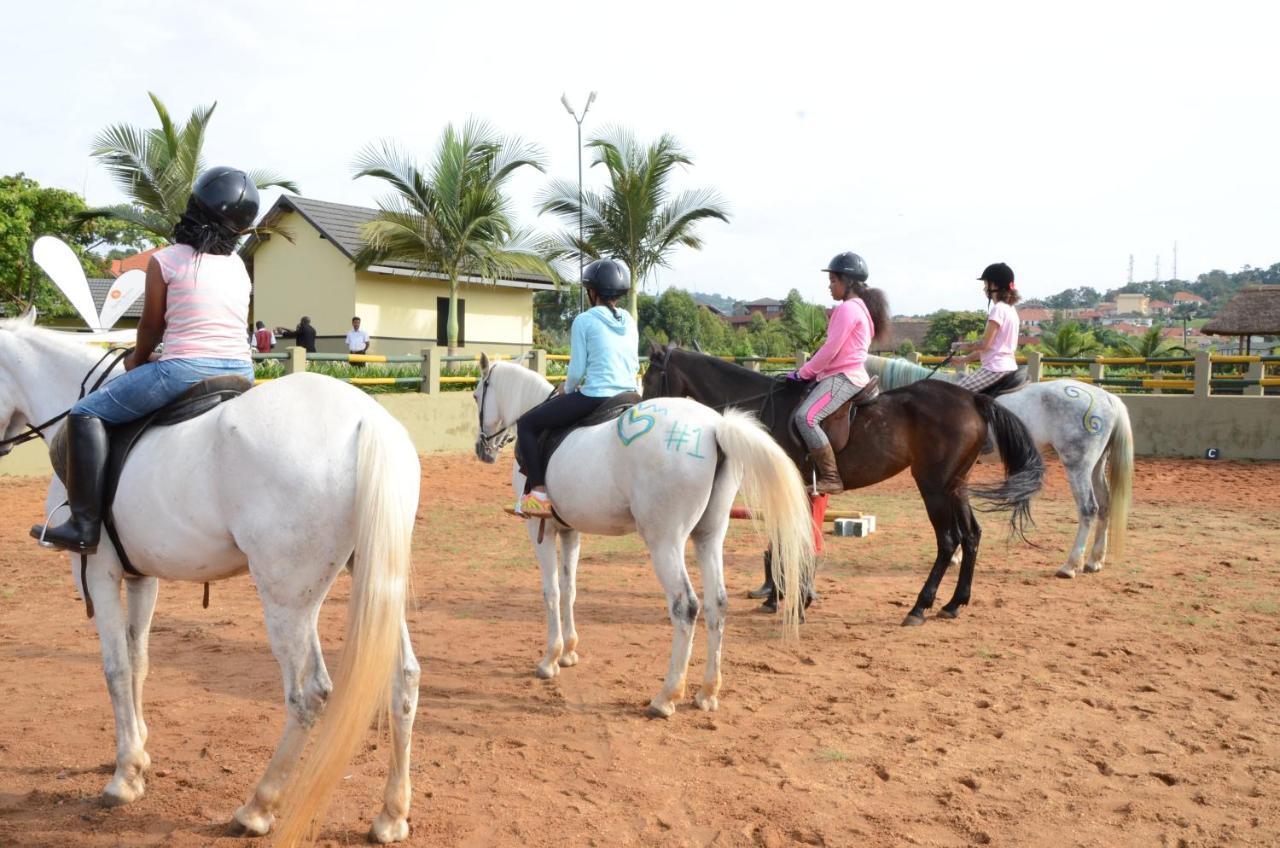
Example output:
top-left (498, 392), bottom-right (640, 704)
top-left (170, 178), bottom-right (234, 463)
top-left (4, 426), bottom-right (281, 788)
top-left (4, 0), bottom-right (1277, 315)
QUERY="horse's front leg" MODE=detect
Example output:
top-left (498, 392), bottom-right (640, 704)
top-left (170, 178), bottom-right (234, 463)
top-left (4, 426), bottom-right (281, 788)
top-left (556, 530), bottom-right (582, 668)
top-left (82, 558), bottom-right (148, 805)
top-left (530, 521), bottom-right (564, 679)
top-left (124, 576), bottom-right (159, 760)
top-left (903, 495), bottom-right (961, 626)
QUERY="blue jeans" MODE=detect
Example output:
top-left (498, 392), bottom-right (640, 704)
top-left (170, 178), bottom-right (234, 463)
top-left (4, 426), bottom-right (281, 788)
top-left (72, 358), bottom-right (254, 425)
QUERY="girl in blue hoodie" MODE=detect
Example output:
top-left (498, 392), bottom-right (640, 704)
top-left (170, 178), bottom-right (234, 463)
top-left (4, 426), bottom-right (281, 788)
top-left (516, 258), bottom-right (639, 515)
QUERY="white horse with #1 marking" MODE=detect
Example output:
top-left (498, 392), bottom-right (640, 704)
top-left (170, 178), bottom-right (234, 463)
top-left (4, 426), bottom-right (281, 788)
top-left (473, 355), bottom-right (815, 717)
top-left (0, 312), bottom-right (421, 846)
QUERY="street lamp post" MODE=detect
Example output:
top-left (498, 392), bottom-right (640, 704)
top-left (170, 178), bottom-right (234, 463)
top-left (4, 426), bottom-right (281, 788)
top-left (561, 91), bottom-right (596, 314)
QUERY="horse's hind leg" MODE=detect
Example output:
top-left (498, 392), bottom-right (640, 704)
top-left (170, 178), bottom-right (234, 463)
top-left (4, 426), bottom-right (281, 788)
top-left (1057, 465), bottom-right (1099, 579)
top-left (1084, 453), bottom-right (1111, 573)
top-left (370, 620), bottom-right (420, 844)
top-left (904, 493), bottom-right (962, 627)
top-left (232, 600), bottom-right (331, 836)
top-left (645, 537), bottom-right (700, 718)
top-left (557, 530), bottom-right (582, 667)
top-left (84, 559), bottom-right (149, 805)
top-left (124, 576), bottom-right (159, 762)
top-left (940, 503), bottom-right (981, 619)
top-left (691, 474), bottom-right (734, 712)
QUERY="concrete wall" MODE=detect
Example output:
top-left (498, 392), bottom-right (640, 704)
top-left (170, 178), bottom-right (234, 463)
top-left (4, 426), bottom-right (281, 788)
top-left (1119, 395), bottom-right (1280, 460)
top-left (1, 393), bottom-right (481, 479)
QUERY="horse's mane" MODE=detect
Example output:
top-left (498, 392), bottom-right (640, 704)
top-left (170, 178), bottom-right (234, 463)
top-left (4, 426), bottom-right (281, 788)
top-left (865, 354), bottom-right (955, 391)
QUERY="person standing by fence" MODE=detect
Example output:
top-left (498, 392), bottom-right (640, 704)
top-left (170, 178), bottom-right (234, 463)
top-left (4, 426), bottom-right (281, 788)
top-left (346, 316), bottom-right (370, 368)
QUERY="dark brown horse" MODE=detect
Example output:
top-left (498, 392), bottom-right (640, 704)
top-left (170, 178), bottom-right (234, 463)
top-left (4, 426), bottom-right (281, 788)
top-left (642, 345), bottom-right (1044, 625)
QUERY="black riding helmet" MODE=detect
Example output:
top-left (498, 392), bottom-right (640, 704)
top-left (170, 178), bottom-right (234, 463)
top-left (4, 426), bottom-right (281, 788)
top-left (822, 251), bottom-right (869, 282)
top-left (978, 262), bottom-right (1015, 290)
top-left (190, 166), bottom-right (260, 233)
top-left (582, 258), bottom-right (631, 299)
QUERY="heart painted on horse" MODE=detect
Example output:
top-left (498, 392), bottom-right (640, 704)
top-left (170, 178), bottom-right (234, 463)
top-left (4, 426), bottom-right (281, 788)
top-left (616, 407), bottom-right (657, 446)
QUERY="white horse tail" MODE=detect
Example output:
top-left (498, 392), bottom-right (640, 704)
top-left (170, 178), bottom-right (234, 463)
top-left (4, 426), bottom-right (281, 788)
top-left (1106, 398), bottom-right (1134, 559)
top-left (274, 411), bottom-right (419, 847)
top-left (713, 408), bottom-right (816, 635)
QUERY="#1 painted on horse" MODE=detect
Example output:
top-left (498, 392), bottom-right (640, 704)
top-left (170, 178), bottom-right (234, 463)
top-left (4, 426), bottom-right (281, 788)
top-left (0, 311), bottom-right (421, 846)
top-left (866, 355), bottom-right (1133, 578)
top-left (472, 355), bottom-right (815, 717)
top-left (642, 345), bottom-right (1046, 626)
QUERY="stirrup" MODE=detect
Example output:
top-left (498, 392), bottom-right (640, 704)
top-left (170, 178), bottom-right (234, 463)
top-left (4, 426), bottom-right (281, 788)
top-left (31, 501), bottom-right (70, 549)
top-left (516, 492), bottom-right (555, 519)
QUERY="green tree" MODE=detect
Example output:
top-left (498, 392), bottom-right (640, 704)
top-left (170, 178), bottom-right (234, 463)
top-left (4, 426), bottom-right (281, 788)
top-left (1112, 325), bottom-right (1188, 358)
top-left (352, 119), bottom-right (556, 355)
top-left (653, 288), bottom-right (700, 345)
top-left (0, 173), bottom-right (149, 316)
top-left (787, 303), bottom-right (828, 352)
top-left (922, 310), bottom-right (987, 353)
top-left (539, 128), bottom-right (729, 317)
top-left (896, 339), bottom-right (916, 357)
top-left (1038, 320), bottom-right (1102, 357)
top-left (80, 92), bottom-right (298, 240)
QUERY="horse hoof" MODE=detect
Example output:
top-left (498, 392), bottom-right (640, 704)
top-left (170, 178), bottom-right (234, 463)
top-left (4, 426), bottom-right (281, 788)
top-left (1083, 562), bottom-right (1103, 574)
top-left (756, 600), bottom-right (778, 614)
top-left (901, 612), bottom-right (926, 627)
top-left (534, 662), bottom-right (559, 679)
top-left (1056, 567), bottom-right (1077, 579)
top-left (694, 691), bottom-right (719, 712)
top-left (746, 584), bottom-right (775, 599)
top-left (370, 811), bottom-right (410, 844)
top-left (558, 651), bottom-right (579, 668)
top-left (229, 805), bottom-right (273, 837)
top-left (101, 775), bottom-right (145, 807)
top-left (937, 608), bottom-right (959, 620)
top-left (646, 700), bottom-right (676, 719)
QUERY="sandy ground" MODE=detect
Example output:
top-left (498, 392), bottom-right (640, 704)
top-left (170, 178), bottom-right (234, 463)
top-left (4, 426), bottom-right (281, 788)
top-left (0, 453), bottom-right (1278, 847)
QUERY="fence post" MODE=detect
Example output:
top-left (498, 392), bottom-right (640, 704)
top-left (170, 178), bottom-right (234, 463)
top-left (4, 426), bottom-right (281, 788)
top-left (1194, 350), bottom-right (1211, 398)
top-left (745, 357), bottom-right (762, 372)
top-left (1025, 350), bottom-right (1042, 383)
top-left (529, 349), bottom-right (547, 377)
top-left (1245, 359), bottom-right (1265, 397)
top-left (795, 350), bottom-right (809, 370)
top-left (285, 346), bottom-right (306, 375)
top-left (419, 347), bottom-right (440, 394)
top-left (906, 351), bottom-right (920, 364)
top-left (1089, 356), bottom-right (1105, 385)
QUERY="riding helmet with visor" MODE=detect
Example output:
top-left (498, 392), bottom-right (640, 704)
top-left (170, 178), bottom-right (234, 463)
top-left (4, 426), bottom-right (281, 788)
top-left (582, 258), bottom-right (631, 299)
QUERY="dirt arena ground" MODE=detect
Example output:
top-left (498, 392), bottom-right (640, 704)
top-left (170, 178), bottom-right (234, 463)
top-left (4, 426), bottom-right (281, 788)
top-left (1, 453), bottom-right (1277, 847)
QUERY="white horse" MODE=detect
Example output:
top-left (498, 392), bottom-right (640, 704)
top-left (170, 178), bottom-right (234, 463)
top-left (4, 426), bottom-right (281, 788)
top-left (0, 311), bottom-right (421, 846)
top-left (868, 355), bottom-right (1133, 578)
top-left (473, 356), bottom-right (814, 717)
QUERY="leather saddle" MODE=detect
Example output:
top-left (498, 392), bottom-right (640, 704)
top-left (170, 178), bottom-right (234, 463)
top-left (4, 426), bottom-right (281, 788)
top-left (792, 376), bottom-right (881, 455)
top-left (977, 366), bottom-right (1028, 398)
top-left (517, 391), bottom-right (641, 483)
top-left (49, 375), bottom-right (252, 575)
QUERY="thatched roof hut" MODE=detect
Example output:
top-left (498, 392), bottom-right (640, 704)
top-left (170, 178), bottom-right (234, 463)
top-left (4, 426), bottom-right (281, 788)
top-left (1201, 286), bottom-right (1280, 352)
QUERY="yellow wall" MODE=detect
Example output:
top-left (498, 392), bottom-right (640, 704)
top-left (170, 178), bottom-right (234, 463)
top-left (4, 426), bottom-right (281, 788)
top-left (1116, 293), bottom-right (1149, 315)
top-left (354, 271), bottom-right (535, 356)
top-left (250, 209), bottom-right (356, 338)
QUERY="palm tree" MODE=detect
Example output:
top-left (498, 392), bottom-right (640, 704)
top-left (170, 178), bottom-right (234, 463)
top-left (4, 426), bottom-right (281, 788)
top-left (79, 92), bottom-right (298, 240)
top-left (539, 127), bottom-right (729, 317)
top-left (1113, 325), bottom-right (1189, 358)
top-left (352, 119), bottom-right (556, 356)
top-left (1038, 320), bottom-right (1103, 357)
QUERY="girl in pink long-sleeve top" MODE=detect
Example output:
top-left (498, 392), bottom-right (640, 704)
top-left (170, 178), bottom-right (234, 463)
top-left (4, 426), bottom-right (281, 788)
top-left (789, 251), bottom-right (892, 494)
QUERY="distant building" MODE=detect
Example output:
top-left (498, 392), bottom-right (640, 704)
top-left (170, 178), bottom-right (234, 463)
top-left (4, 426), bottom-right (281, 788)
top-left (1115, 293), bottom-right (1149, 316)
top-left (744, 297), bottom-right (784, 318)
top-left (1172, 291), bottom-right (1208, 306)
top-left (108, 246), bottom-right (162, 278)
top-left (1017, 307), bottom-right (1053, 327)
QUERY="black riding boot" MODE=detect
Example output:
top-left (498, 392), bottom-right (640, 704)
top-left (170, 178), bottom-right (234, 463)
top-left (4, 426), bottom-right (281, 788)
top-left (747, 549), bottom-right (775, 599)
top-left (31, 414), bottom-right (108, 554)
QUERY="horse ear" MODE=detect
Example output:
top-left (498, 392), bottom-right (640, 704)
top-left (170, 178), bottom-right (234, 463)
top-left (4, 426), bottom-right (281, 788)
top-left (648, 342), bottom-right (665, 362)
top-left (479, 352), bottom-right (490, 374)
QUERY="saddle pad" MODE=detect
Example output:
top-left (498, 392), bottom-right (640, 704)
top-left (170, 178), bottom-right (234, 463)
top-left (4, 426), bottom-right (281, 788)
top-left (516, 391), bottom-right (641, 481)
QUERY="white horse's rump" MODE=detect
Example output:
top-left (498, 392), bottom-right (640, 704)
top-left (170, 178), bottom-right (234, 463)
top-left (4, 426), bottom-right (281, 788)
top-left (0, 313), bottom-right (421, 846)
top-left (475, 359), bottom-right (814, 717)
top-left (868, 355), bottom-right (1133, 577)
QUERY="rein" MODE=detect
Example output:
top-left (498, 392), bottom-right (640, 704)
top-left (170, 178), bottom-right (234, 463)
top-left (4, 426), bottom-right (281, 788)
top-left (476, 367), bottom-right (556, 454)
top-left (0, 346), bottom-right (133, 450)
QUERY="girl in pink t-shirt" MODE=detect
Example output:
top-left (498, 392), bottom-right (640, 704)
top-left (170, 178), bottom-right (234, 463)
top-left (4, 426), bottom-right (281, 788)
top-left (956, 262), bottom-right (1021, 392)
top-left (788, 251), bottom-right (891, 494)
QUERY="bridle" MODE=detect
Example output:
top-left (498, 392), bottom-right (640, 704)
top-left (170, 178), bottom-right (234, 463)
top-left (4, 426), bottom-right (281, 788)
top-left (476, 367), bottom-right (515, 455)
top-left (0, 346), bottom-right (133, 452)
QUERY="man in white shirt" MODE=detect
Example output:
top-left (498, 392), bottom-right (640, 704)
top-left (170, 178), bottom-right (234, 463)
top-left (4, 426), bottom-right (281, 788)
top-left (345, 316), bottom-right (370, 367)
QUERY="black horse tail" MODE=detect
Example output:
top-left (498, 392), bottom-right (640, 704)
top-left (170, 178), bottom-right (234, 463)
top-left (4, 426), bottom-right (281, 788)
top-left (969, 396), bottom-right (1044, 542)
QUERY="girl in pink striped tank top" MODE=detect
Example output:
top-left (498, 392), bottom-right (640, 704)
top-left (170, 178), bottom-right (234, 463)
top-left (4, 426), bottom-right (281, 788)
top-left (35, 167), bottom-right (262, 554)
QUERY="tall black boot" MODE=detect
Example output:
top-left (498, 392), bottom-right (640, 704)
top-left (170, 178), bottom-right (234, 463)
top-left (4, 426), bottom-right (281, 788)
top-left (31, 414), bottom-right (108, 554)
top-left (747, 549), bottom-right (775, 599)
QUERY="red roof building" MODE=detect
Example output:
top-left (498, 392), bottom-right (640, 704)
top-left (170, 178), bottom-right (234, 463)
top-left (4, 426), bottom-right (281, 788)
top-left (1172, 291), bottom-right (1207, 305)
top-left (108, 246), bottom-right (162, 277)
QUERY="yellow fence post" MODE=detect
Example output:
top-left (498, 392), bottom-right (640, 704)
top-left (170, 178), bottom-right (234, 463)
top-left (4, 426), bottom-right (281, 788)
top-left (529, 349), bottom-right (547, 377)
top-left (1194, 350), bottom-right (1211, 398)
top-left (906, 351), bottom-right (920, 364)
top-left (1026, 350), bottom-right (1042, 383)
top-left (1245, 359), bottom-right (1265, 397)
top-left (284, 346), bottom-right (306, 375)
top-left (745, 357), bottom-right (762, 372)
top-left (419, 347), bottom-right (440, 394)
top-left (1089, 356), bottom-right (1105, 384)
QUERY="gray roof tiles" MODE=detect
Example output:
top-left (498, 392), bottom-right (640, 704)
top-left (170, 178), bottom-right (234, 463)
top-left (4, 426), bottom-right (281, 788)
top-left (87, 278), bottom-right (143, 319)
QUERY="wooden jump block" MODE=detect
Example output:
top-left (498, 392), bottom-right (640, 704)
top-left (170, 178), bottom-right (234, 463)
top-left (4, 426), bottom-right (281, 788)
top-left (833, 516), bottom-right (876, 537)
